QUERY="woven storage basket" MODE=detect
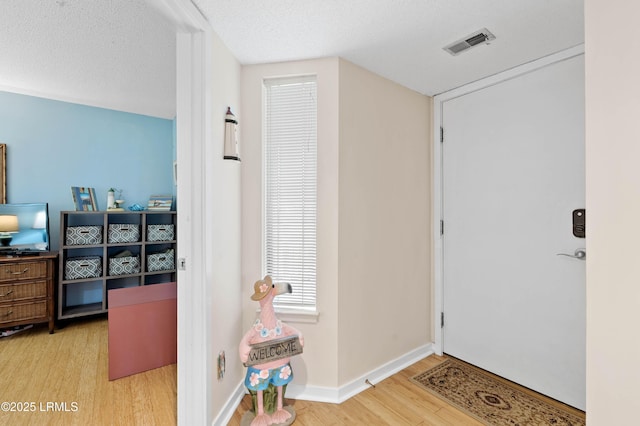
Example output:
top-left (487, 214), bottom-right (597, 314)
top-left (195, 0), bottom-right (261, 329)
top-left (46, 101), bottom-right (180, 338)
top-left (146, 249), bottom-right (175, 272)
top-left (65, 226), bottom-right (103, 245)
top-left (108, 255), bottom-right (140, 276)
top-left (146, 224), bottom-right (175, 242)
top-left (108, 224), bottom-right (141, 243)
top-left (65, 256), bottom-right (102, 280)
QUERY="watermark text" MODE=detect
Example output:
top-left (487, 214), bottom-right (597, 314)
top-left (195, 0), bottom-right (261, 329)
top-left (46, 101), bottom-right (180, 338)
top-left (1, 401), bottom-right (79, 412)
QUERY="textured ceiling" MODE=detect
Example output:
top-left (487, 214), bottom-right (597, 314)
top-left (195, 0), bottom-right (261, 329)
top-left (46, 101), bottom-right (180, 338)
top-left (0, 1), bottom-right (583, 119)
top-left (194, 0), bottom-right (584, 96)
top-left (0, 0), bottom-right (176, 118)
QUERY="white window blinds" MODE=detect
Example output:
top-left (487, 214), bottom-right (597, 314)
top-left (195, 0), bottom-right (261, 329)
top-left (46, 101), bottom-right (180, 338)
top-left (264, 76), bottom-right (317, 308)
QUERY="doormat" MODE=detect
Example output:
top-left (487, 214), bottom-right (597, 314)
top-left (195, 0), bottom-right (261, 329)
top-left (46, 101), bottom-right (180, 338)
top-left (410, 358), bottom-right (585, 426)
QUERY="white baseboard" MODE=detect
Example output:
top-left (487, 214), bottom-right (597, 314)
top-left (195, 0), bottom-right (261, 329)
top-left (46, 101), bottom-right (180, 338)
top-left (217, 343), bottom-right (434, 420)
top-left (287, 343), bottom-right (434, 404)
top-left (212, 381), bottom-right (246, 426)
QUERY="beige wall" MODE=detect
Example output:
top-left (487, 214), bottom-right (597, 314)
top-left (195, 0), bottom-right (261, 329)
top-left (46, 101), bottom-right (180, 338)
top-left (209, 32), bottom-right (243, 416)
top-left (241, 57), bottom-right (431, 391)
top-left (241, 58), bottom-right (341, 388)
top-left (585, 0), bottom-right (640, 423)
top-left (337, 59), bottom-right (431, 384)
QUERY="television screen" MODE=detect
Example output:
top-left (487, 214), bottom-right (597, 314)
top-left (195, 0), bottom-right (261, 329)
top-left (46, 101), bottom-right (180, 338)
top-left (0, 203), bottom-right (50, 253)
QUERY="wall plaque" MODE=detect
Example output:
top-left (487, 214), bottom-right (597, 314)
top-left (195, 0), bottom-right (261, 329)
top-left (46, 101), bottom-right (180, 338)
top-left (244, 335), bottom-right (303, 367)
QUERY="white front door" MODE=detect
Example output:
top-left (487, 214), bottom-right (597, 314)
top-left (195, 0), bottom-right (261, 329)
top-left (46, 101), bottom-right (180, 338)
top-left (442, 54), bottom-right (585, 410)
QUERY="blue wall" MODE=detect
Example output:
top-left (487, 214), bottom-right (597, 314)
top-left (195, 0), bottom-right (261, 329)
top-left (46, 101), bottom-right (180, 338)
top-left (0, 91), bottom-right (175, 251)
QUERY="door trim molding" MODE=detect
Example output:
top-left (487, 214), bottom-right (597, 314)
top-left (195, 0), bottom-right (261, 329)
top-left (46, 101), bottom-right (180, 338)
top-left (432, 44), bottom-right (585, 355)
top-left (149, 1), bottom-right (211, 424)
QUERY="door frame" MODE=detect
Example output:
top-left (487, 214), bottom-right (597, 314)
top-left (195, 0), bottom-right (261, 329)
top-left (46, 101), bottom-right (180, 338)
top-left (147, 1), bottom-right (212, 424)
top-left (432, 44), bottom-right (585, 355)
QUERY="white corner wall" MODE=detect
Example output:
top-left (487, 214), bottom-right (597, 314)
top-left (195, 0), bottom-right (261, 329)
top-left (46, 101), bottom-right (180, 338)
top-left (585, 0), bottom-right (640, 423)
top-left (209, 32), bottom-right (244, 423)
top-left (337, 59), bottom-right (432, 385)
top-left (241, 58), bottom-right (341, 391)
top-left (241, 57), bottom-right (432, 400)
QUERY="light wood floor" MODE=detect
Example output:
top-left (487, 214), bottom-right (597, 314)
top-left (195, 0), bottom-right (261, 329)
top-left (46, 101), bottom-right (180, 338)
top-left (0, 317), bottom-right (176, 426)
top-left (3, 317), bottom-right (571, 426)
top-left (228, 355), bottom-right (484, 426)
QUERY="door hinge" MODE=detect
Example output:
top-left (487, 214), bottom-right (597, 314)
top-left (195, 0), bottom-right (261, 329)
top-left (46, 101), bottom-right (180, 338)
top-left (440, 220), bottom-right (444, 236)
top-left (440, 127), bottom-right (444, 143)
top-left (441, 312), bottom-right (445, 328)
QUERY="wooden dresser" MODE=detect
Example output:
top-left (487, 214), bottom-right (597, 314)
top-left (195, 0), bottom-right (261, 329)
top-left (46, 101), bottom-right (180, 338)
top-left (0, 252), bottom-right (57, 334)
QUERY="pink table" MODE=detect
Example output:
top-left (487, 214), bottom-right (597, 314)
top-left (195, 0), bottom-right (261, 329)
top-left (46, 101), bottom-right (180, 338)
top-left (108, 282), bottom-right (177, 380)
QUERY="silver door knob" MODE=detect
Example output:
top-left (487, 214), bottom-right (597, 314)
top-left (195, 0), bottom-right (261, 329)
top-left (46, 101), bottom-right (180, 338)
top-left (556, 249), bottom-right (586, 260)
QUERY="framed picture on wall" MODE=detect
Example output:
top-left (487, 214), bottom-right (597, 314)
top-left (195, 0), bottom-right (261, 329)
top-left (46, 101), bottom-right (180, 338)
top-left (71, 186), bottom-right (98, 211)
top-left (0, 144), bottom-right (6, 204)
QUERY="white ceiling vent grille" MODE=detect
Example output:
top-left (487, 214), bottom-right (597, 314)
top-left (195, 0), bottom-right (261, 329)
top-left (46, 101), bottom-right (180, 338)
top-left (444, 28), bottom-right (496, 56)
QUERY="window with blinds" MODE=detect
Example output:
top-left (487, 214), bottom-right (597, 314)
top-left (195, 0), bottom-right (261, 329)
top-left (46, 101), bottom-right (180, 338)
top-left (264, 75), bottom-right (317, 309)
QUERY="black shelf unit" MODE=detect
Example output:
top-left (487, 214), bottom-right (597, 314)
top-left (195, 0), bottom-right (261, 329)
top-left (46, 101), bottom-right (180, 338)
top-left (58, 211), bottom-right (176, 320)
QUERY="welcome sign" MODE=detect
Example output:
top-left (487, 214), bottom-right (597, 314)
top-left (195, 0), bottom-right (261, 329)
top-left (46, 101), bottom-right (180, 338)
top-left (244, 335), bottom-right (303, 367)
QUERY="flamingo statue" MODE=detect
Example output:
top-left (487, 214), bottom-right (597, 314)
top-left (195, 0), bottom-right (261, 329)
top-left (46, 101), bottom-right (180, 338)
top-left (239, 276), bottom-right (304, 426)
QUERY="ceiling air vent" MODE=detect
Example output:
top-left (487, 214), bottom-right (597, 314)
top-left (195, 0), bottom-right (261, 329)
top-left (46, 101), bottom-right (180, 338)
top-left (444, 28), bottom-right (496, 56)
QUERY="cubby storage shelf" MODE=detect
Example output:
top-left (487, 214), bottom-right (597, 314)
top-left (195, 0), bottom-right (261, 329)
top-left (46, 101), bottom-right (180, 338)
top-left (58, 211), bottom-right (177, 320)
